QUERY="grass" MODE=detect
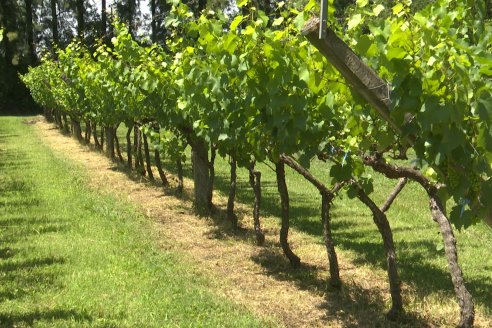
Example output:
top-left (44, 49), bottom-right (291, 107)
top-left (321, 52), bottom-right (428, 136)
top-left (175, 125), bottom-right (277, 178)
top-left (112, 124), bottom-right (492, 322)
top-left (0, 116), bottom-right (274, 327)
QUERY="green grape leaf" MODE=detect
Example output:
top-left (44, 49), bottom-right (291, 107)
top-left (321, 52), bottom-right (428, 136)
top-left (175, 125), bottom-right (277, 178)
top-left (373, 4), bottom-right (385, 16)
top-left (347, 14), bottom-right (363, 31)
top-left (330, 164), bottom-right (352, 182)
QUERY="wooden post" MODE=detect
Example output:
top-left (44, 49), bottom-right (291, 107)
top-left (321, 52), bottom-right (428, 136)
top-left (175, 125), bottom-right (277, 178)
top-left (302, 18), bottom-right (402, 136)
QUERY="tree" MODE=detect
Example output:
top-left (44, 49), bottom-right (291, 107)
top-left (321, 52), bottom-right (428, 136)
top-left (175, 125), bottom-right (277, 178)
top-left (76, 0), bottom-right (84, 39)
top-left (50, 0), bottom-right (59, 47)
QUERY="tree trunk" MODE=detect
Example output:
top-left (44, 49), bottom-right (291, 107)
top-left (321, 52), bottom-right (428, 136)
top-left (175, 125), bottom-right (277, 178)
top-left (429, 192), bottom-right (474, 328)
top-left (134, 125), bottom-right (145, 176)
top-left (105, 126), bottom-right (115, 159)
top-left (176, 159), bottom-right (184, 194)
top-left (76, 0), bottom-right (84, 40)
top-left (356, 185), bottom-right (403, 319)
top-left (275, 160), bottom-right (301, 268)
top-left (100, 126), bottom-right (104, 148)
top-left (54, 110), bottom-right (62, 128)
top-left (25, 0), bottom-right (37, 65)
top-left (227, 156), bottom-right (237, 227)
top-left (101, 0), bottom-right (107, 38)
top-left (126, 124), bottom-right (133, 169)
top-left (249, 161), bottom-right (265, 245)
top-left (207, 144), bottom-right (217, 211)
top-left (84, 119), bottom-right (91, 143)
top-left (114, 133), bottom-right (124, 162)
top-left (321, 191), bottom-right (341, 288)
top-left (192, 138), bottom-right (210, 214)
top-left (44, 108), bottom-right (54, 122)
top-left (142, 132), bottom-right (155, 181)
top-left (0, 0), bottom-right (14, 68)
top-left (71, 118), bottom-right (82, 141)
top-left (92, 122), bottom-right (100, 149)
top-left (150, 0), bottom-right (156, 42)
top-left (152, 126), bottom-right (168, 186)
top-left (155, 149), bottom-right (168, 186)
top-left (62, 114), bottom-right (69, 133)
top-left (50, 0), bottom-right (59, 49)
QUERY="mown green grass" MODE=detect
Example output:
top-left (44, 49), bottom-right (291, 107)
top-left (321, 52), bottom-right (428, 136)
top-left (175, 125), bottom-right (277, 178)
top-left (113, 122), bottom-right (492, 319)
top-left (0, 116), bottom-right (274, 328)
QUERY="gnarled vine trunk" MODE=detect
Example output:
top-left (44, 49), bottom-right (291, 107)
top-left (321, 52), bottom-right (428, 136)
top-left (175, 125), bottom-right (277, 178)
top-left (356, 185), bottom-right (403, 319)
top-left (321, 191), bottom-right (341, 288)
top-left (126, 124), bottom-right (133, 169)
top-left (134, 124), bottom-right (145, 176)
top-left (84, 120), bottom-right (91, 144)
top-left (114, 132), bottom-right (124, 162)
top-left (363, 155), bottom-right (474, 327)
top-left (207, 144), bottom-right (217, 211)
top-left (176, 159), bottom-right (184, 194)
top-left (105, 125), bottom-right (115, 159)
top-left (155, 149), bottom-right (168, 186)
top-left (142, 132), bottom-right (155, 181)
top-left (281, 154), bottom-right (341, 286)
top-left (249, 161), bottom-right (265, 245)
top-left (192, 138), bottom-right (210, 214)
top-left (92, 122), bottom-right (100, 149)
top-left (227, 156), bottom-right (237, 227)
top-left (275, 160), bottom-right (301, 268)
top-left (429, 191), bottom-right (474, 328)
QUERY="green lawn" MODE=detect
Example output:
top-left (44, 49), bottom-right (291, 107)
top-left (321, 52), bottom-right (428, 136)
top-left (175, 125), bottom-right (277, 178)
top-left (0, 116), bottom-right (272, 327)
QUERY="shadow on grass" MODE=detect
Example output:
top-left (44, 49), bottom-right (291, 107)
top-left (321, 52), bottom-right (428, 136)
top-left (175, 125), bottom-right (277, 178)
top-left (0, 256), bottom-right (65, 273)
top-left (0, 216), bottom-right (69, 243)
top-left (0, 309), bottom-right (93, 327)
top-left (0, 256), bottom-right (65, 303)
top-left (250, 247), bottom-right (430, 327)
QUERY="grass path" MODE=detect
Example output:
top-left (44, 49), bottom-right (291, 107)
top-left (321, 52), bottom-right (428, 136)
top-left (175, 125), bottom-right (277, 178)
top-left (0, 116), bottom-right (273, 327)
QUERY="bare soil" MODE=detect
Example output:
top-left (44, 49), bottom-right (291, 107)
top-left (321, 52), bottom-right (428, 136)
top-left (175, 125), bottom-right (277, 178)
top-left (32, 118), bottom-right (488, 328)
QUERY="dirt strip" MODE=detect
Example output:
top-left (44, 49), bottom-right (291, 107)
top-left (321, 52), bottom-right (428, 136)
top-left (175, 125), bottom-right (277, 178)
top-left (33, 118), bottom-right (451, 328)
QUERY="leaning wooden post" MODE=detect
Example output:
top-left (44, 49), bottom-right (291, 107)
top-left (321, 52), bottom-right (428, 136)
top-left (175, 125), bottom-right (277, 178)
top-left (302, 18), bottom-right (401, 136)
